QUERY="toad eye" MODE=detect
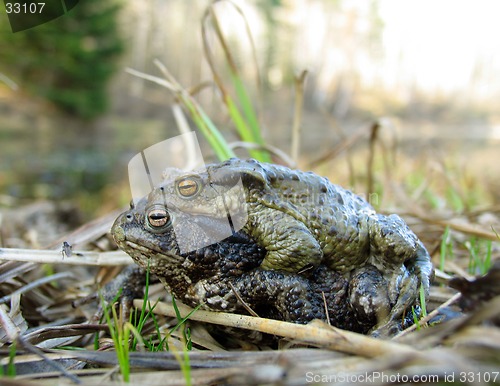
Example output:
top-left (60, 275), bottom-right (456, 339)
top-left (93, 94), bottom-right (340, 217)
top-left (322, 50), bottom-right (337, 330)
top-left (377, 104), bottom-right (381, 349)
top-left (177, 177), bottom-right (200, 198)
top-left (146, 206), bottom-right (170, 229)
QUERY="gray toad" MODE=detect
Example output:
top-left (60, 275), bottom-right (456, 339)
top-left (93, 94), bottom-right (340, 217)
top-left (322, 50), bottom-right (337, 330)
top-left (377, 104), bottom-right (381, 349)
top-left (112, 158), bottom-right (433, 336)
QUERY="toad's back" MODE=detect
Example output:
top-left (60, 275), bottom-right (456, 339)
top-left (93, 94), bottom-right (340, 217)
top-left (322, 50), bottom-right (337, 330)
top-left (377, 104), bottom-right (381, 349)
top-left (219, 159), bottom-right (376, 271)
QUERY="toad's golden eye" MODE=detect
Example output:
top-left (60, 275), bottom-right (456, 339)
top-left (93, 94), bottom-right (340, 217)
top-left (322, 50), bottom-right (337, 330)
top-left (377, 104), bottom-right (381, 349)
top-left (147, 207), bottom-right (170, 228)
top-left (177, 178), bottom-right (200, 197)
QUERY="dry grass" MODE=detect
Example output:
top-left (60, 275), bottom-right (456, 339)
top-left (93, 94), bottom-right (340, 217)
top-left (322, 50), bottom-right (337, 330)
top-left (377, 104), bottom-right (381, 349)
top-left (1, 129), bottom-right (499, 385)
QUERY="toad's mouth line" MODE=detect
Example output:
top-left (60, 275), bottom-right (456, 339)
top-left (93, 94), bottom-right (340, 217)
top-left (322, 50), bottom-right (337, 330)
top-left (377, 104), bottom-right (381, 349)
top-left (124, 240), bottom-right (183, 264)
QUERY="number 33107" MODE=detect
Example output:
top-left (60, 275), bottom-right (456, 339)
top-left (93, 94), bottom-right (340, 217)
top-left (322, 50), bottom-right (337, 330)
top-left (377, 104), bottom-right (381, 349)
top-left (5, 3), bottom-right (46, 14)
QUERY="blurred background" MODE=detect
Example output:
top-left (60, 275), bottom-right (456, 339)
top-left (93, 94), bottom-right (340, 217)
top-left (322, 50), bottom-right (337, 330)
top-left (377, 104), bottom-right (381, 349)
top-left (1, 0), bottom-right (499, 224)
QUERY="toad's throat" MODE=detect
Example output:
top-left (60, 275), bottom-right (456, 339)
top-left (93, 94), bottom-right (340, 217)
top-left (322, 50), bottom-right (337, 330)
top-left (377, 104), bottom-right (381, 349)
top-left (124, 240), bottom-right (183, 265)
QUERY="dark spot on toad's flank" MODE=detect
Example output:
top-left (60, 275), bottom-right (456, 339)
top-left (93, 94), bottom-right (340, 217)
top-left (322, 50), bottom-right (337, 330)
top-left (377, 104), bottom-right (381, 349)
top-left (328, 225), bottom-right (337, 236)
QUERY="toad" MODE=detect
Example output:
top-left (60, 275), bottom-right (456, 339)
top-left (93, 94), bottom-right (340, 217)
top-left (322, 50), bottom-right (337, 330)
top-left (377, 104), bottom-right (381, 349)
top-left (112, 159), bottom-right (433, 336)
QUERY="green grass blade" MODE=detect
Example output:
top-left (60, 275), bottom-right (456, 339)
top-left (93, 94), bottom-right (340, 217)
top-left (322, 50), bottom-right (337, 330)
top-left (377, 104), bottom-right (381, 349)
top-left (169, 296), bottom-right (202, 339)
top-left (7, 341), bottom-right (17, 377)
top-left (440, 225), bottom-right (452, 272)
top-left (179, 93), bottom-right (235, 160)
top-left (485, 240), bottom-right (492, 273)
top-left (181, 344), bottom-right (192, 386)
top-left (132, 261), bottom-right (151, 350)
top-left (224, 93), bottom-right (262, 158)
top-left (99, 290), bottom-right (130, 382)
top-left (411, 306), bottom-right (420, 331)
top-left (230, 74), bottom-right (270, 162)
top-left (419, 284), bottom-right (427, 318)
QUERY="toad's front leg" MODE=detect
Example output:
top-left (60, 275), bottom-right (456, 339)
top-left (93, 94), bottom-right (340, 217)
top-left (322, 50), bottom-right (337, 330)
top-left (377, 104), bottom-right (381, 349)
top-left (368, 214), bottom-right (433, 336)
top-left (244, 208), bottom-right (323, 273)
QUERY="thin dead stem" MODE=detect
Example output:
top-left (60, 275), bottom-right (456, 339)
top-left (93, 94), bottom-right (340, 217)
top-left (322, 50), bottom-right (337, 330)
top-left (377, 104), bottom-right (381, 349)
top-left (291, 70), bottom-right (308, 162)
top-left (367, 120), bottom-right (380, 198)
top-left (395, 292), bottom-right (462, 339)
top-left (134, 299), bottom-right (419, 359)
